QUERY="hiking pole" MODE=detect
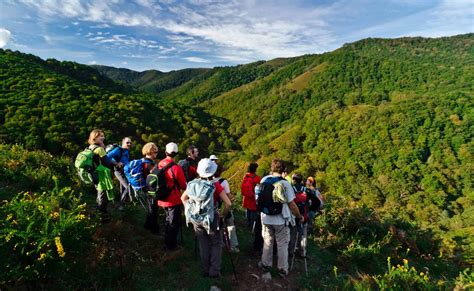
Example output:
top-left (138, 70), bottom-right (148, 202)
top-left (290, 224), bottom-right (300, 271)
top-left (222, 219), bottom-right (237, 280)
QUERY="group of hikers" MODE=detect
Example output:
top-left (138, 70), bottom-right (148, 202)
top-left (75, 129), bottom-right (324, 279)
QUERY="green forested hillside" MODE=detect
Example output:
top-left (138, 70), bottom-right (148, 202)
top-left (1, 34), bottom-right (473, 289)
top-left (101, 33), bottom-right (473, 266)
top-left (0, 49), bottom-right (236, 156)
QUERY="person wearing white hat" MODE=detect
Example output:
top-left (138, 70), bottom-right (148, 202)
top-left (209, 154), bottom-right (218, 161)
top-left (157, 142), bottom-right (187, 251)
top-left (181, 158), bottom-right (232, 278)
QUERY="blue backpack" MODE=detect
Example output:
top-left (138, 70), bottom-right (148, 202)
top-left (184, 179), bottom-right (216, 234)
top-left (124, 158), bottom-right (153, 191)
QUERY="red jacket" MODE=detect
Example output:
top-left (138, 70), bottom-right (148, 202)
top-left (241, 173), bottom-right (261, 210)
top-left (157, 157), bottom-right (187, 207)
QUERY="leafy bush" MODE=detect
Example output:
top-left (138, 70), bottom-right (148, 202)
top-left (0, 144), bottom-right (73, 195)
top-left (0, 179), bottom-right (97, 287)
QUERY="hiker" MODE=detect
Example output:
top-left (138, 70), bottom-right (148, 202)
top-left (178, 145), bottom-right (199, 182)
top-left (305, 176), bottom-right (324, 232)
top-left (87, 129), bottom-right (115, 223)
top-left (288, 173), bottom-right (313, 258)
top-left (182, 158), bottom-right (232, 278)
top-left (214, 165), bottom-right (240, 253)
top-left (256, 159), bottom-right (303, 278)
top-left (157, 142), bottom-right (187, 250)
top-left (139, 143), bottom-right (159, 232)
top-left (241, 162), bottom-right (263, 251)
top-left (106, 137), bottom-right (132, 210)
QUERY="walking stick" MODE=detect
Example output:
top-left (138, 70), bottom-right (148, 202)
top-left (290, 224), bottom-right (300, 271)
top-left (290, 222), bottom-right (309, 275)
top-left (222, 219), bottom-right (237, 280)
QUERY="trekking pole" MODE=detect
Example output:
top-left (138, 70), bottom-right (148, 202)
top-left (222, 219), bottom-right (237, 280)
top-left (301, 222), bottom-right (308, 275)
top-left (290, 224), bottom-right (299, 271)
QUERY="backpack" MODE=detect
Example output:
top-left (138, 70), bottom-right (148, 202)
top-left (124, 158), bottom-right (153, 191)
top-left (105, 143), bottom-right (120, 153)
top-left (185, 179), bottom-right (216, 234)
top-left (293, 185), bottom-right (309, 220)
top-left (241, 174), bottom-right (256, 198)
top-left (256, 176), bottom-right (284, 215)
top-left (74, 145), bottom-right (99, 184)
top-left (146, 162), bottom-right (176, 200)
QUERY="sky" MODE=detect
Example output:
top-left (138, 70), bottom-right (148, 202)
top-left (1, 0), bottom-right (473, 72)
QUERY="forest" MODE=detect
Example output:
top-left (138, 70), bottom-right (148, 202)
top-left (0, 33), bottom-right (472, 289)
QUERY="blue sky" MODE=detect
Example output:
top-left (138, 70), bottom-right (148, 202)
top-left (1, 0), bottom-right (473, 72)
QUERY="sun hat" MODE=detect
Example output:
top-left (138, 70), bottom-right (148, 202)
top-left (165, 142), bottom-right (178, 154)
top-left (197, 158), bottom-right (218, 178)
top-left (209, 154), bottom-right (218, 160)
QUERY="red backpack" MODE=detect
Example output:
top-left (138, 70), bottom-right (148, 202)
top-left (293, 185), bottom-right (309, 221)
top-left (241, 174), bottom-right (256, 198)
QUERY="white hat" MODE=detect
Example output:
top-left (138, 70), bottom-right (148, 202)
top-left (197, 158), bottom-right (218, 178)
top-left (209, 154), bottom-right (218, 160)
top-left (165, 142), bottom-right (178, 154)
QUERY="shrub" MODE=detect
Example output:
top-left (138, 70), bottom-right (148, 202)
top-left (0, 178), bottom-right (97, 287)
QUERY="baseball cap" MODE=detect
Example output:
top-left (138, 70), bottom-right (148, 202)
top-left (165, 142), bottom-right (178, 154)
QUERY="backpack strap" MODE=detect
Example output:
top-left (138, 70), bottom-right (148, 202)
top-left (163, 162), bottom-right (178, 191)
top-left (218, 177), bottom-right (225, 184)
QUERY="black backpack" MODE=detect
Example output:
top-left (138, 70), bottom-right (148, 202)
top-left (256, 176), bottom-right (284, 215)
top-left (146, 162), bottom-right (176, 201)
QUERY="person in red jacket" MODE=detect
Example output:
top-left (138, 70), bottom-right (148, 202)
top-left (157, 142), bottom-right (187, 251)
top-left (241, 162), bottom-right (262, 251)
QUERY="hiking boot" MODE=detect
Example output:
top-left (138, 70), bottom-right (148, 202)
top-left (278, 269), bottom-right (288, 278)
top-left (258, 261), bottom-right (271, 272)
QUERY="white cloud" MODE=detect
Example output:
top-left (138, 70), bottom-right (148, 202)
top-left (184, 56), bottom-right (210, 63)
top-left (0, 28), bottom-right (12, 48)
top-left (89, 60), bottom-right (97, 64)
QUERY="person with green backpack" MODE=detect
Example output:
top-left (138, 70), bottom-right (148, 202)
top-left (182, 158), bottom-right (232, 278)
top-left (86, 129), bottom-right (115, 223)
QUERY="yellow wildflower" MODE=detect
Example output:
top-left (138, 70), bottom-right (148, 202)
top-left (77, 214), bottom-right (86, 220)
top-left (50, 212), bottom-right (60, 219)
top-left (420, 272), bottom-right (424, 276)
top-left (6, 214), bottom-right (13, 221)
top-left (403, 259), bottom-right (408, 265)
top-left (38, 253), bottom-right (46, 261)
top-left (55, 236), bottom-right (66, 257)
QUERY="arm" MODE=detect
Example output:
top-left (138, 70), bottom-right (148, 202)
top-left (181, 191), bottom-right (189, 204)
top-left (288, 200), bottom-right (303, 221)
top-left (218, 190), bottom-right (232, 218)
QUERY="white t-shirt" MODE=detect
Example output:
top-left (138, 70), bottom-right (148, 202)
top-left (260, 175), bottom-right (295, 226)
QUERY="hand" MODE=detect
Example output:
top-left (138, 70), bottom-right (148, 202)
top-left (116, 162), bottom-right (123, 168)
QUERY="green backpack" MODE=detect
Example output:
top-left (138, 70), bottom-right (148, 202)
top-left (75, 145), bottom-right (99, 184)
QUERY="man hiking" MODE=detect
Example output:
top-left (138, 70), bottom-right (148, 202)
top-left (157, 142), bottom-right (187, 251)
top-left (179, 145), bottom-right (199, 182)
top-left (241, 162), bottom-right (262, 251)
top-left (106, 137), bottom-right (132, 210)
top-left (256, 159), bottom-right (303, 278)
